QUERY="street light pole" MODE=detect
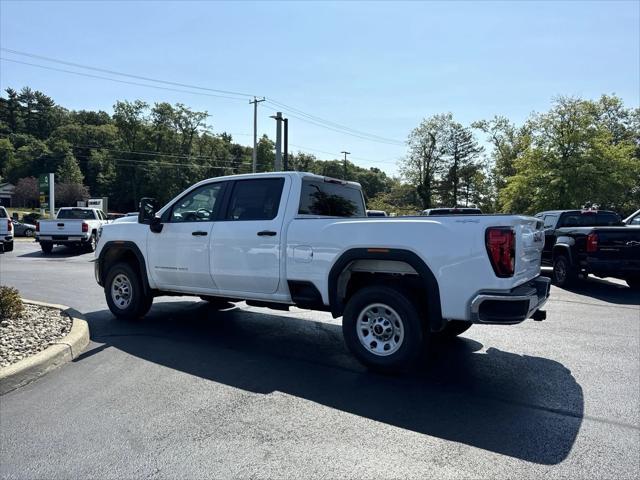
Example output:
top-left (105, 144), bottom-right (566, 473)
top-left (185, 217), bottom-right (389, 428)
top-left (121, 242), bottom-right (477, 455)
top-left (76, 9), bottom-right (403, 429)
top-left (340, 151), bottom-right (351, 179)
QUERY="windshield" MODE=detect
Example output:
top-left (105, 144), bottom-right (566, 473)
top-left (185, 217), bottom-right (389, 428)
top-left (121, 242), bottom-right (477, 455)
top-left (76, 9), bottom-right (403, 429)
top-left (57, 209), bottom-right (96, 220)
top-left (298, 179), bottom-right (365, 217)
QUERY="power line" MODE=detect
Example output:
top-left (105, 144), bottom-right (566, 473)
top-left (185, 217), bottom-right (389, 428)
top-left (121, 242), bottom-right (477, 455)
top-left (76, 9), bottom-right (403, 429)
top-left (2, 48), bottom-right (405, 146)
top-left (266, 98), bottom-right (404, 145)
top-left (1, 48), bottom-right (255, 98)
top-left (0, 58), bottom-right (248, 102)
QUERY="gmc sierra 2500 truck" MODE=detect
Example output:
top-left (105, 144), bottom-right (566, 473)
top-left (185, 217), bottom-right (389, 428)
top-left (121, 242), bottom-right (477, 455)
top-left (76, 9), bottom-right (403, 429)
top-left (94, 172), bottom-right (550, 371)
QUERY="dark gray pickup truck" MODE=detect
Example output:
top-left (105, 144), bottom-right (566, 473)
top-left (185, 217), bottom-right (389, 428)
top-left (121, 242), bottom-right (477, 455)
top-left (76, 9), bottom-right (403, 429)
top-left (536, 209), bottom-right (640, 290)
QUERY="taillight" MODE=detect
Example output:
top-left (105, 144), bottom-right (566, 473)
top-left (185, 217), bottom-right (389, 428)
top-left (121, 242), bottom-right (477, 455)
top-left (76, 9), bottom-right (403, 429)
top-left (7, 220), bottom-right (12, 232)
top-left (36, 221), bottom-right (39, 232)
top-left (82, 222), bottom-right (89, 233)
top-left (485, 227), bottom-right (515, 278)
top-left (586, 232), bottom-right (598, 253)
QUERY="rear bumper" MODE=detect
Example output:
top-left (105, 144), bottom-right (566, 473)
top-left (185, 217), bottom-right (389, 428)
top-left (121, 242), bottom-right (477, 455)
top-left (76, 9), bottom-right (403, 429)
top-left (581, 258), bottom-right (640, 278)
top-left (36, 233), bottom-right (90, 244)
top-left (470, 276), bottom-right (551, 325)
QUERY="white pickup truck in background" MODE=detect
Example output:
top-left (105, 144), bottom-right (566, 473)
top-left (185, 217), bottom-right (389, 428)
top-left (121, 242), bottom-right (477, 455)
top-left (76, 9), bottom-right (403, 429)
top-left (94, 172), bottom-right (550, 372)
top-left (0, 206), bottom-right (13, 253)
top-left (36, 207), bottom-right (109, 254)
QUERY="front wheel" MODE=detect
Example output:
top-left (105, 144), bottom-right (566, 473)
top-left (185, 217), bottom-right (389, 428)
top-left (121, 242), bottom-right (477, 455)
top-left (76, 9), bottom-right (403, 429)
top-left (342, 285), bottom-right (424, 373)
top-left (105, 262), bottom-right (153, 320)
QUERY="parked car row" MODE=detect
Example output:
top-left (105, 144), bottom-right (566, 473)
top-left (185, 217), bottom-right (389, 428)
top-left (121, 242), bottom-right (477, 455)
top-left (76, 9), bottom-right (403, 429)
top-left (536, 209), bottom-right (640, 290)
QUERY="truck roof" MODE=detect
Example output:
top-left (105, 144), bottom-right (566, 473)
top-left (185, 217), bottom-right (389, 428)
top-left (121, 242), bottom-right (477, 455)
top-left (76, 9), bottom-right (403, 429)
top-left (195, 171), bottom-right (362, 189)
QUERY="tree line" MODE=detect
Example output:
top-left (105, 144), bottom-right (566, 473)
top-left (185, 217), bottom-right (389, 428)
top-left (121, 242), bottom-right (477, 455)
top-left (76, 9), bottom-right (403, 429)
top-left (0, 87), bottom-right (638, 216)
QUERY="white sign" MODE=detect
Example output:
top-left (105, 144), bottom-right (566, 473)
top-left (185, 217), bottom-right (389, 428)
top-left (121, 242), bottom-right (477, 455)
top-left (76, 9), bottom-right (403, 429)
top-left (87, 198), bottom-right (103, 210)
top-left (77, 201), bottom-right (87, 207)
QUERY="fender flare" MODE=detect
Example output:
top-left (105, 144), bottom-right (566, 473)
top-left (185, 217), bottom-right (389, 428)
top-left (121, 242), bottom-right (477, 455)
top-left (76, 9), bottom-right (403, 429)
top-left (327, 248), bottom-right (442, 327)
top-left (97, 241), bottom-right (151, 295)
top-left (552, 243), bottom-right (574, 265)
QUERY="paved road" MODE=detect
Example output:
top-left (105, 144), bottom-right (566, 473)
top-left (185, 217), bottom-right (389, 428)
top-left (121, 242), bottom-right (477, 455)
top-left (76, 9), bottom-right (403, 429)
top-left (1, 239), bottom-right (639, 479)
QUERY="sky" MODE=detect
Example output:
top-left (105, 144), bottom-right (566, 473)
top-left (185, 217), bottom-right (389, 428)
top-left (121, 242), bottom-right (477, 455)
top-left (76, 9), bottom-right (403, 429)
top-left (1, 0), bottom-right (638, 176)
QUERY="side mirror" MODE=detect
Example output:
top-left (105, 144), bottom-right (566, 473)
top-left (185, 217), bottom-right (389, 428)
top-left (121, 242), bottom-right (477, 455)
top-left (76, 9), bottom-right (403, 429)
top-left (138, 198), bottom-right (158, 225)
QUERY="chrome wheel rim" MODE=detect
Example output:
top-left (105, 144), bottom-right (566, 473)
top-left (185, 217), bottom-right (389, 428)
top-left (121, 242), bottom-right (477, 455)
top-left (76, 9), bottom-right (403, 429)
top-left (111, 273), bottom-right (133, 309)
top-left (356, 303), bottom-right (405, 356)
top-left (25, 230), bottom-right (33, 237)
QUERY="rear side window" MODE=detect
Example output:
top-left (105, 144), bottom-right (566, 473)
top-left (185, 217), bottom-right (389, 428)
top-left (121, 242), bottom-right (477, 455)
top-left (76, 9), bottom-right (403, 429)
top-left (595, 212), bottom-right (621, 226)
top-left (226, 178), bottom-right (285, 221)
top-left (543, 214), bottom-right (558, 228)
top-left (298, 179), bottom-right (365, 217)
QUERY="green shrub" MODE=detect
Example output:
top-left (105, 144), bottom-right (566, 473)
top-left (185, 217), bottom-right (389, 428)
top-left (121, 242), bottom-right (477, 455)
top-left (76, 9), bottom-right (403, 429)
top-left (0, 286), bottom-right (24, 320)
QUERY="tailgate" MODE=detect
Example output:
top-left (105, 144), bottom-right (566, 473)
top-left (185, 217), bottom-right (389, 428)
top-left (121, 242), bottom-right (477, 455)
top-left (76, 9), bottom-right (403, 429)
top-left (592, 228), bottom-right (640, 261)
top-left (39, 220), bottom-right (85, 235)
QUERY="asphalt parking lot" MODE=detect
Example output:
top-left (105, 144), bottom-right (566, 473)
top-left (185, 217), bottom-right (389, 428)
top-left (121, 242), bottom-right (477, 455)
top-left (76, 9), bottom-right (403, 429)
top-left (1, 239), bottom-right (639, 479)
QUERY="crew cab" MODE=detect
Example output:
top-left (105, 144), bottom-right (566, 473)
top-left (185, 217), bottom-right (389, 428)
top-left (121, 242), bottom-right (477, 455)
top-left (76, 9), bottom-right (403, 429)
top-left (36, 207), bottom-right (109, 254)
top-left (95, 172), bottom-right (550, 371)
top-left (0, 206), bottom-right (13, 253)
top-left (536, 209), bottom-right (640, 289)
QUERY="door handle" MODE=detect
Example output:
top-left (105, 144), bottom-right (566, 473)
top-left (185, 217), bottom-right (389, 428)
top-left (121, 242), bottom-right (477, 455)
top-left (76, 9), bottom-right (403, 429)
top-left (257, 230), bottom-right (277, 236)
top-left (192, 231), bottom-right (208, 236)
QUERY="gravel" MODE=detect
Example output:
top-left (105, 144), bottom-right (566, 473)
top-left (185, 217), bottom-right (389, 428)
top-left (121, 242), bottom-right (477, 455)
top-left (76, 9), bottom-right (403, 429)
top-left (0, 303), bottom-right (72, 368)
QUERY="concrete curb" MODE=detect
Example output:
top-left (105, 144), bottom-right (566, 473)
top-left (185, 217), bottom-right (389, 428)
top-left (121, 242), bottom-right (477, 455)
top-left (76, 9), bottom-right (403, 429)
top-left (0, 300), bottom-right (90, 395)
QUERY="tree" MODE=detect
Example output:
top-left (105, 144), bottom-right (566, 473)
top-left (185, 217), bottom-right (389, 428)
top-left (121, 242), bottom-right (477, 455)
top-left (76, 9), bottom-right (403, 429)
top-left (13, 177), bottom-right (39, 207)
top-left (439, 122), bottom-right (483, 206)
top-left (499, 96), bottom-right (639, 214)
top-left (400, 113), bottom-right (451, 209)
top-left (256, 135), bottom-right (275, 173)
top-left (55, 183), bottom-right (90, 207)
top-left (56, 153), bottom-right (84, 184)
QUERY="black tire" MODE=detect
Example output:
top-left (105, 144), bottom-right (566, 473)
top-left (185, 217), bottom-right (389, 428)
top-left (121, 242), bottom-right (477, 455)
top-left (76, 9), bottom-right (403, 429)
top-left (85, 233), bottom-right (97, 253)
top-left (40, 242), bottom-right (53, 254)
top-left (626, 277), bottom-right (640, 291)
top-left (342, 285), bottom-right (424, 373)
top-left (24, 229), bottom-right (34, 237)
top-left (3, 240), bottom-right (13, 252)
top-left (553, 254), bottom-right (578, 288)
top-left (104, 262), bottom-right (153, 320)
top-left (434, 320), bottom-right (472, 340)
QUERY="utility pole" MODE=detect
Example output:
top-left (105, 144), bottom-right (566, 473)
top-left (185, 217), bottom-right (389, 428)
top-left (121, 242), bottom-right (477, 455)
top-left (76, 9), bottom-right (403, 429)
top-left (250, 96), bottom-right (265, 173)
top-left (270, 111), bottom-right (283, 171)
top-left (341, 151), bottom-right (351, 179)
top-left (283, 117), bottom-right (288, 171)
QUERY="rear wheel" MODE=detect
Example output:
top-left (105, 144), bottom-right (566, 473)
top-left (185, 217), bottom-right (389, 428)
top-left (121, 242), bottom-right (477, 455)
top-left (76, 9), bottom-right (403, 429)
top-left (342, 285), bottom-right (424, 373)
top-left (627, 277), bottom-right (640, 291)
top-left (434, 320), bottom-right (472, 339)
top-left (40, 242), bottom-right (53, 254)
top-left (85, 233), bottom-right (97, 253)
top-left (3, 240), bottom-right (13, 252)
top-left (105, 262), bottom-right (153, 320)
top-left (553, 255), bottom-right (578, 288)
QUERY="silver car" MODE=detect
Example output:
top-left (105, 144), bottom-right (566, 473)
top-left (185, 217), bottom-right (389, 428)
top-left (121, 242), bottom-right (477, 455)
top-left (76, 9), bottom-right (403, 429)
top-left (12, 220), bottom-right (37, 237)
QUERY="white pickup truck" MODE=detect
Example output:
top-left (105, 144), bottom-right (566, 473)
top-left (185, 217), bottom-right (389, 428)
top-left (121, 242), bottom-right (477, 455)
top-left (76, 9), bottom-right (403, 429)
top-left (36, 207), bottom-right (109, 254)
top-left (94, 172), bottom-right (550, 371)
top-left (0, 206), bottom-right (14, 253)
